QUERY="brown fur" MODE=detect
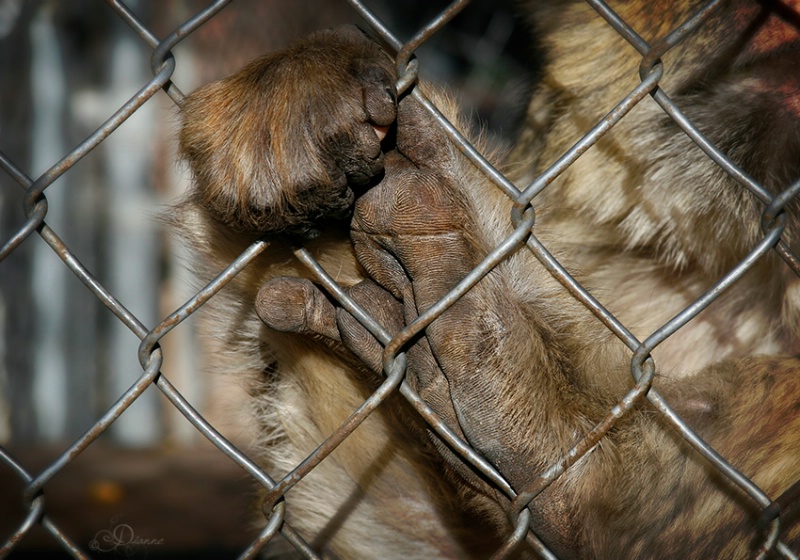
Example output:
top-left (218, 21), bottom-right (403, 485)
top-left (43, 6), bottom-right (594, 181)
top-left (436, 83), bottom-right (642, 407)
top-left (172, 1), bottom-right (800, 558)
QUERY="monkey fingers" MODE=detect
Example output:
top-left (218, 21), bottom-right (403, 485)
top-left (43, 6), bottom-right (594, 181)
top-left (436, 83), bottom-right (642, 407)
top-left (350, 93), bottom-right (477, 306)
top-left (255, 276), bottom-right (406, 376)
top-left (256, 277), bottom-right (341, 344)
top-left (331, 281), bottom-right (462, 429)
top-left (256, 272), bottom-right (497, 492)
top-left (351, 147), bottom-right (537, 489)
top-left (334, 279), bottom-right (506, 497)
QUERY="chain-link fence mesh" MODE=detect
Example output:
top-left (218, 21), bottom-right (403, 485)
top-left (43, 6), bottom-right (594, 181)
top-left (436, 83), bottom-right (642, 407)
top-left (1, 0), bottom-right (799, 558)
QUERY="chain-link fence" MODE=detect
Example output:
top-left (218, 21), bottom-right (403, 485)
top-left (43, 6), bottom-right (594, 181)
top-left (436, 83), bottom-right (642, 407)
top-left (1, 0), bottom-right (799, 558)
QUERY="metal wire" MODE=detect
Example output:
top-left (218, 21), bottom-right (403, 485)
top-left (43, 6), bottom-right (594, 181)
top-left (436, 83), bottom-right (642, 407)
top-left (1, 0), bottom-right (798, 558)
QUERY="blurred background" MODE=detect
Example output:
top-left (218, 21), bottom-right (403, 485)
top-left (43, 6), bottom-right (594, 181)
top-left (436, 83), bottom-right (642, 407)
top-left (0, 0), bottom-right (535, 556)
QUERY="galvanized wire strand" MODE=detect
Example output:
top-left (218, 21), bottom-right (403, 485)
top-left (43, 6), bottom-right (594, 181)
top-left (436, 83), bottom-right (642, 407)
top-left (141, 239), bottom-right (319, 554)
top-left (0, 157), bottom-right (278, 497)
top-left (22, 56), bottom-right (175, 212)
top-left (282, 239), bottom-right (556, 560)
top-left (0, 494), bottom-right (89, 560)
top-left (509, 356), bottom-right (656, 516)
top-left (636, 218), bottom-right (787, 360)
top-left (489, 508), bottom-right (534, 560)
top-left (413, 88), bottom-right (521, 199)
top-left (293, 236), bottom-right (558, 559)
top-left (583, 0), bottom-right (649, 54)
top-left (580, 3), bottom-right (800, 543)
top-left (40, 517), bottom-right (88, 560)
top-left (0, 164), bottom-right (311, 553)
top-left (534, 0), bottom-right (800, 526)
top-left (639, 0), bottom-right (725, 69)
top-left (0, 164), bottom-right (146, 334)
top-left (139, 239), bottom-right (270, 361)
top-left (259, 350), bottom-right (409, 513)
top-left (518, 65), bottom-right (662, 204)
top-left (153, 368), bottom-right (317, 557)
top-left (9, 346), bottom-right (161, 558)
top-left (104, 0), bottom-right (160, 45)
top-left (395, 0), bottom-right (470, 80)
top-left (515, 214), bottom-right (790, 502)
top-left (23, 350), bottom-right (163, 503)
top-left (778, 542), bottom-right (800, 560)
top-left (291, 246), bottom-right (517, 493)
top-left (105, 0), bottom-right (233, 104)
top-left (639, 221), bottom-right (791, 558)
top-left (2, 228), bottom-right (313, 554)
top-left (763, 179), bottom-right (800, 276)
top-left (586, 0), bottom-right (777, 204)
top-left (0, 448), bottom-right (53, 557)
top-left (513, 221), bottom-right (792, 549)
top-left (237, 502), bottom-right (293, 560)
top-left (0, 54), bottom-right (176, 261)
top-left (0, 203), bottom-right (45, 262)
top-left (345, 0), bottom-right (402, 52)
top-left (2, 0), bottom-right (799, 558)
top-left (150, 0), bottom-right (234, 103)
top-left (0, 151), bottom-right (46, 258)
top-left (651, 89), bottom-right (773, 204)
top-left (233, 0), bottom-right (800, 554)
top-left (346, 0), bottom-right (521, 200)
top-left (383, 208), bottom-right (534, 360)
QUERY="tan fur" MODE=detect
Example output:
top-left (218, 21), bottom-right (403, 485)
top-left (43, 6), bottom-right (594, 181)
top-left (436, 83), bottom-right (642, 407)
top-left (171, 2), bottom-right (800, 558)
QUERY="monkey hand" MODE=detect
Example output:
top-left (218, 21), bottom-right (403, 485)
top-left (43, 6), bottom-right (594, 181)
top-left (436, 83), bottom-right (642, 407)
top-left (180, 26), bottom-right (397, 237)
top-left (257, 96), bottom-right (545, 493)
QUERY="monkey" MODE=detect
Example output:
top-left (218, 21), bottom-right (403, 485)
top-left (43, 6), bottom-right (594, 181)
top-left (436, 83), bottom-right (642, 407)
top-left (171, 1), bottom-right (800, 558)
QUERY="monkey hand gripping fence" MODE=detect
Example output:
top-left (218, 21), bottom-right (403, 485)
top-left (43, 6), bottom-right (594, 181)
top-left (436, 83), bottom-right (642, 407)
top-left (1, 1), bottom-right (799, 558)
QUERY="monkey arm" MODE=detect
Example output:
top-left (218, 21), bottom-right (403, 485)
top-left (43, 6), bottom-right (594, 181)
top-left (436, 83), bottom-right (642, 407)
top-left (256, 92), bottom-right (800, 559)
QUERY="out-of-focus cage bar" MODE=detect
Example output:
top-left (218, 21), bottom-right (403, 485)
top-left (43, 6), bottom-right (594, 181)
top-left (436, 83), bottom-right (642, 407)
top-left (0, 0), bottom-right (798, 559)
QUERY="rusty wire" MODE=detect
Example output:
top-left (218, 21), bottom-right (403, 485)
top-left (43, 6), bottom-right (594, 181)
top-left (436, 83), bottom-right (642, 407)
top-left (1, 0), bottom-right (798, 559)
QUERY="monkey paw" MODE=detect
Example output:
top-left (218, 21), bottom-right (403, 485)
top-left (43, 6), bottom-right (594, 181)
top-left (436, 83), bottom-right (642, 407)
top-left (180, 25), bottom-right (397, 237)
top-left (258, 95), bottom-right (536, 490)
